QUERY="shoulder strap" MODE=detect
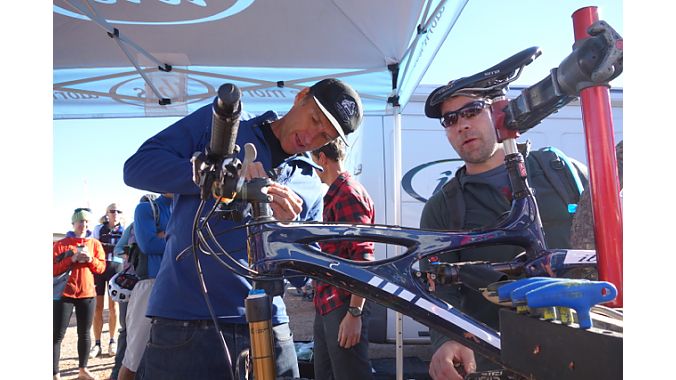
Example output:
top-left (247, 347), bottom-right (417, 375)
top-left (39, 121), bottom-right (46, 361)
top-left (440, 177), bottom-right (465, 230)
top-left (529, 148), bottom-right (583, 211)
top-left (148, 198), bottom-right (160, 230)
top-left (140, 194), bottom-right (161, 230)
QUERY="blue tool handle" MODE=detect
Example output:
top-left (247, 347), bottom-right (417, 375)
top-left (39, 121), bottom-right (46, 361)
top-left (509, 278), bottom-right (569, 305)
top-left (526, 281), bottom-right (617, 329)
top-left (497, 277), bottom-right (553, 302)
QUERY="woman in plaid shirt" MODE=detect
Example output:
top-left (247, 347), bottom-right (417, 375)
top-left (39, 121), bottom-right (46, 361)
top-left (311, 139), bottom-right (376, 380)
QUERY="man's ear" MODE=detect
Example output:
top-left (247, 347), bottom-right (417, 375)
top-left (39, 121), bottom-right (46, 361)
top-left (293, 87), bottom-right (311, 107)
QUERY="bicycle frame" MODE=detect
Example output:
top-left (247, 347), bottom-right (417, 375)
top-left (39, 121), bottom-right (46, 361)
top-left (192, 20), bottom-right (624, 375)
top-left (235, 141), bottom-right (594, 376)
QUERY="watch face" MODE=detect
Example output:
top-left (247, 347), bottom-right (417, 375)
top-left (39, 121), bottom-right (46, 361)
top-left (348, 307), bottom-right (362, 317)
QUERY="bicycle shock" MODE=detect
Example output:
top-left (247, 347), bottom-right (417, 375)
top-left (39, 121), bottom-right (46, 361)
top-left (245, 289), bottom-right (276, 380)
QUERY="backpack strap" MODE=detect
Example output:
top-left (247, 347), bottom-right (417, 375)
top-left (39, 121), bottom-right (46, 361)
top-left (439, 177), bottom-right (465, 230)
top-left (529, 148), bottom-right (584, 214)
top-left (148, 198), bottom-right (160, 230)
top-left (543, 147), bottom-right (585, 196)
top-left (140, 194), bottom-right (161, 230)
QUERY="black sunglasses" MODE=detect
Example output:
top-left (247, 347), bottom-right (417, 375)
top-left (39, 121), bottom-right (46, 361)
top-left (440, 100), bottom-right (490, 129)
top-left (74, 207), bottom-right (91, 213)
top-left (108, 210), bottom-right (123, 214)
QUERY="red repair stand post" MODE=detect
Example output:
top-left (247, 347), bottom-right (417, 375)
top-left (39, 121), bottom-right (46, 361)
top-left (572, 7), bottom-right (623, 307)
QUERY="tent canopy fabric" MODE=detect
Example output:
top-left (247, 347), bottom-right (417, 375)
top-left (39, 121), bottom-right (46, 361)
top-left (53, 0), bottom-right (467, 119)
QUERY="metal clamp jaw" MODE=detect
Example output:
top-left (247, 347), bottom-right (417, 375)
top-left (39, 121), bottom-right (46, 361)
top-left (496, 20), bottom-right (623, 135)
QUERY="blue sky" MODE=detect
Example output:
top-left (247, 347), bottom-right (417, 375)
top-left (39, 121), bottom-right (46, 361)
top-left (421, 0), bottom-right (623, 88)
top-left (51, 0), bottom-right (624, 233)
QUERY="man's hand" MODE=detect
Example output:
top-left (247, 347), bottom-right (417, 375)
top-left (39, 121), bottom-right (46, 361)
top-left (266, 183), bottom-right (303, 221)
top-left (243, 161), bottom-right (303, 221)
top-left (337, 313), bottom-right (362, 349)
top-left (429, 340), bottom-right (476, 380)
top-left (244, 161), bottom-right (268, 180)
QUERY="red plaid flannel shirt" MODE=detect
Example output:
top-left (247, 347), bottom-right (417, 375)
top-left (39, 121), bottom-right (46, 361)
top-left (313, 172), bottom-right (375, 315)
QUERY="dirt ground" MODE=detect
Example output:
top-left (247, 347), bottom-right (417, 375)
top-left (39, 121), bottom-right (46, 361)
top-left (57, 289), bottom-right (432, 379)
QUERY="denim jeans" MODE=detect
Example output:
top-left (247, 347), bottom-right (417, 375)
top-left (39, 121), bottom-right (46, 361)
top-left (137, 318), bottom-right (299, 380)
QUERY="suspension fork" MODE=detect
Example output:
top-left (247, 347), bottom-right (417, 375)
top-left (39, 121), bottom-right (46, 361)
top-left (245, 186), bottom-right (277, 380)
top-left (245, 290), bottom-right (276, 380)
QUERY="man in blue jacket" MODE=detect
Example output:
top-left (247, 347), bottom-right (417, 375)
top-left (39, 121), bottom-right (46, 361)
top-left (123, 78), bottom-right (363, 379)
top-left (118, 193), bottom-right (173, 380)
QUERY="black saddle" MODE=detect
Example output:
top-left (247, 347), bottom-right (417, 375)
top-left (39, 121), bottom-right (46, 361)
top-left (425, 47), bottom-right (542, 117)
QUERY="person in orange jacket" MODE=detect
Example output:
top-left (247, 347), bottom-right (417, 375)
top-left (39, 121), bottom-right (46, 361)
top-left (53, 207), bottom-right (106, 380)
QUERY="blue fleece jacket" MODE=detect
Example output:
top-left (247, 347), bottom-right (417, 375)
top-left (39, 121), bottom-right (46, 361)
top-left (133, 195), bottom-right (172, 278)
top-left (123, 105), bottom-right (323, 324)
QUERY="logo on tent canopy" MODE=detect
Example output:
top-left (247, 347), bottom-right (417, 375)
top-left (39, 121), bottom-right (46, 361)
top-left (54, 0), bottom-right (254, 25)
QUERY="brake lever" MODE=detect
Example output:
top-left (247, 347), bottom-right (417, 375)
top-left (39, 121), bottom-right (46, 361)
top-left (237, 143), bottom-right (257, 193)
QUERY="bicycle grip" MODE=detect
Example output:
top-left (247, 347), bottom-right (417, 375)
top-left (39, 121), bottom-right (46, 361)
top-left (210, 83), bottom-right (242, 158)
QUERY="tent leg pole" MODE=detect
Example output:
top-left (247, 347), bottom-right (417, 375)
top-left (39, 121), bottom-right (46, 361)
top-left (393, 107), bottom-right (404, 380)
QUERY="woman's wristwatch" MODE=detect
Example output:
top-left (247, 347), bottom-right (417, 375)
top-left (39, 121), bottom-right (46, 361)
top-left (347, 306), bottom-right (363, 317)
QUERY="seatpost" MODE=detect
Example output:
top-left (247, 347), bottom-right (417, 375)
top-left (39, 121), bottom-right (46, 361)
top-left (493, 98), bottom-right (532, 200)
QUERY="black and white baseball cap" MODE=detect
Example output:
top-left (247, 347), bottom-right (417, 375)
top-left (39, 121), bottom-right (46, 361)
top-left (309, 78), bottom-right (363, 146)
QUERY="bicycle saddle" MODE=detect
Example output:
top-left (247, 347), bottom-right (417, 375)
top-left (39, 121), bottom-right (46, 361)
top-left (425, 46), bottom-right (542, 118)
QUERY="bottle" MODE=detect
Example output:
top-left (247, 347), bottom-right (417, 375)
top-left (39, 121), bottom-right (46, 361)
top-left (77, 244), bottom-right (89, 263)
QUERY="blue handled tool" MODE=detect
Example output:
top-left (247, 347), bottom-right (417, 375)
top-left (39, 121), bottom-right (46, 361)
top-left (526, 280), bottom-right (617, 329)
top-left (508, 278), bottom-right (576, 320)
top-left (497, 277), bottom-right (560, 303)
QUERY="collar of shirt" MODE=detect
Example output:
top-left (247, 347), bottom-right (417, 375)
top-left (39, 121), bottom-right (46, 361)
top-left (324, 171), bottom-right (351, 201)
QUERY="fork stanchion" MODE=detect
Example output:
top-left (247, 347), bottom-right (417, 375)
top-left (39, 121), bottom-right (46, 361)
top-left (245, 289), bottom-right (276, 380)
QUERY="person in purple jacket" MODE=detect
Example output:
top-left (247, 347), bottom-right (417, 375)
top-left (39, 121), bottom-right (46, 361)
top-left (123, 78), bottom-right (363, 379)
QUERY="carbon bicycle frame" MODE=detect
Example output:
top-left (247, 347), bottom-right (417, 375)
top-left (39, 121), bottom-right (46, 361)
top-left (243, 147), bottom-right (574, 365)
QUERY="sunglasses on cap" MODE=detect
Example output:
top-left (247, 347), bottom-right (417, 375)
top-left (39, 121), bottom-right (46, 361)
top-left (440, 100), bottom-right (491, 129)
top-left (74, 207), bottom-right (91, 213)
top-left (108, 210), bottom-right (123, 214)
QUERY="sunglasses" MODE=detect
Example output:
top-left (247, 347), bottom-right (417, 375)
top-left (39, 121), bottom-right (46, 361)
top-left (108, 210), bottom-right (123, 214)
top-left (74, 207), bottom-right (91, 213)
top-left (440, 100), bottom-right (490, 129)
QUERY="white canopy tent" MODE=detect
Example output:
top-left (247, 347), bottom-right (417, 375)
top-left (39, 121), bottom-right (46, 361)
top-left (54, 0), bottom-right (467, 119)
top-left (54, 1), bottom-right (468, 376)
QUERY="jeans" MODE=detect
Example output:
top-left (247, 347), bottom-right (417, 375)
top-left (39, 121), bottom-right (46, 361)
top-left (137, 318), bottom-right (299, 380)
top-left (53, 297), bottom-right (95, 374)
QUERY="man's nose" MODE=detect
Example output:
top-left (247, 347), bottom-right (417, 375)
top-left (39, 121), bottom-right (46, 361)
top-left (456, 122), bottom-right (471, 133)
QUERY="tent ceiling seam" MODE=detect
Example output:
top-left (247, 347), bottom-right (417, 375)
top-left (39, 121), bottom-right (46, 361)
top-left (54, 69), bottom-right (143, 88)
top-left (63, 0), bottom-right (173, 104)
top-left (331, 0), bottom-right (389, 61)
top-left (397, 0), bottom-right (467, 101)
top-left (397, 0), bottom-right (449, 96)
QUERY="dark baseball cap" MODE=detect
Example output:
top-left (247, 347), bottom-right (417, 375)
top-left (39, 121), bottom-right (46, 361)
top-left (310, 78), bottom-right (363, 146)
